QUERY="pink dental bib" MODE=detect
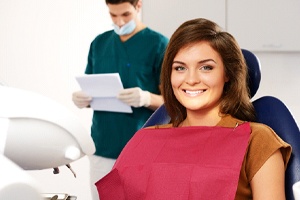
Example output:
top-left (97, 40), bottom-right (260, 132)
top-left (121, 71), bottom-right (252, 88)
top-left (96, 123), bottom-right (251, 200)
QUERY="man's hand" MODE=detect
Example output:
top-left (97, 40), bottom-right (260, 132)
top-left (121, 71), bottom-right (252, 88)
top-left (117, 87), bottom-right (151, 108)
top-left (72, 91), bottom-right (92, 108)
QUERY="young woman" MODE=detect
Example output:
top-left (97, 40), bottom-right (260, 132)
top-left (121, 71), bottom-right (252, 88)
top-left (96, 18), bottom-right (291, 200)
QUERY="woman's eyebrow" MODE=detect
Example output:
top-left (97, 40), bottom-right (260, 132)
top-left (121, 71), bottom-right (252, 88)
top-left (198, 59), bottom-right (216, 64)
top-left (172, 61), bottom-right (185, 65)
top-left (172, 59), bottom-right (216, 65)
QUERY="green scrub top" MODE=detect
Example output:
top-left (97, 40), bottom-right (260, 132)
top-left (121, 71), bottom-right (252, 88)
top-left (85, 28), bottom-right (168, 158)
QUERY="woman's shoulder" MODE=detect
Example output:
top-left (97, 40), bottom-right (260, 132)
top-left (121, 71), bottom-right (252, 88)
top-left (246, 121), bottom-right (291, 176)
top-left (143, 124), bottom-right (173, 129)
top-left (249, 121), bottom-right (289, 147)
top-left (249, 121), bottom-right (272, 131)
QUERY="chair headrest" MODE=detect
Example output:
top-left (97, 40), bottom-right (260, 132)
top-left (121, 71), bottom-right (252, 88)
top-left (242, 49), bottom-right (261, 98)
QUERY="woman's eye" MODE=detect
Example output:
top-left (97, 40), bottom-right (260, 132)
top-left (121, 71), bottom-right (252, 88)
top-left (200, 65), bottom-right (213, 71)
top-left (174, 66), bottom-right (186, 71)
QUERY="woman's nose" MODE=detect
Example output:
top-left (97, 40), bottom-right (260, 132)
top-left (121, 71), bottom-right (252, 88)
top-left (186, 71), bottom-right (201, 85)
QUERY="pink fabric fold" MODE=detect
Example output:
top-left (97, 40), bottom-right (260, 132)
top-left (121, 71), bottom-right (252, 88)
top-left (96, 123), bottom-right (251, 200)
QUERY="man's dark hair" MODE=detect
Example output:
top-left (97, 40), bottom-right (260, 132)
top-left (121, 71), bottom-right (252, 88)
top-left (105, 0), bottom-right (139, 6)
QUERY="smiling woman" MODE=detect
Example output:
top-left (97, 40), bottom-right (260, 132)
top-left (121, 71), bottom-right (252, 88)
top-left (171, 41), bottom-right (228, 126)
top-left (162, 19), bottom-right (259, 128)
top-left (95, 18), bottom-right (291, 200)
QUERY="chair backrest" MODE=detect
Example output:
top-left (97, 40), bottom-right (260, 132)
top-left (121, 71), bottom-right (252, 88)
top-left (142, 49), bottom-right (300, 200)
top-left (253, 96), bottom-right (300, 199)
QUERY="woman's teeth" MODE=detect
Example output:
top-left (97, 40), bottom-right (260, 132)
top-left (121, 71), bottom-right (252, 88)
top-left (185, 90), bottom-right (204, 96)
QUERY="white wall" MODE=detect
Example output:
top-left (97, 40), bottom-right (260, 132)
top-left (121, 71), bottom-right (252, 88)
top-left (0, 0), bottom-right (112, 199)
top-left (143, 0), bottom-right (226, 39)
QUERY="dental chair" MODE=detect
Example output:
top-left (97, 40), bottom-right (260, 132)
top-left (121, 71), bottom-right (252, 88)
top-left (142, 49), bottom-right (300, 200)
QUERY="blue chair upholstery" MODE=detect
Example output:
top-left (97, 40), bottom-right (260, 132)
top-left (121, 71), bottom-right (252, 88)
top-left (241, 49), bottom-right (261, 98)
top-left (142, 49), bottom-right (300, 200)
top-left (253, 97), bottom-right (300, 200)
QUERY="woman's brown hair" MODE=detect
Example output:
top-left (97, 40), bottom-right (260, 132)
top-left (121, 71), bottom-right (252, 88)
top-left (160, 18), bottom-right (256, 127)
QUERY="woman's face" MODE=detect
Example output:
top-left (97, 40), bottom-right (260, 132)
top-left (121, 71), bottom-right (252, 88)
top-left (171, 41), bottom-right (228, 114)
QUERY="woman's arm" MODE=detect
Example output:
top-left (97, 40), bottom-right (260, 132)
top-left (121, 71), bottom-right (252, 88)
top-left (251, 149), bottom-right (286, 200)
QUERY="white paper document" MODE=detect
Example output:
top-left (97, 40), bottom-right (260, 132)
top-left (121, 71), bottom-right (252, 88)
top-left (75, 73), bottom-right (132, 113)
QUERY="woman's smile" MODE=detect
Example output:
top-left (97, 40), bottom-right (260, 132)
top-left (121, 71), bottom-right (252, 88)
top-left (171, 41), bottom-right (228, 112)
top-left (183, 89), bottom-right (206, 97)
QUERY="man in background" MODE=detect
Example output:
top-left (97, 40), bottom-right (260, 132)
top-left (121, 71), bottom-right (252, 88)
top-left (72, 0), bottom-right (168, 199)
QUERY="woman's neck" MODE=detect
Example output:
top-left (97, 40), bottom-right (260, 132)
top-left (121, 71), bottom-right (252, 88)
top-left (182, 108), bottom-right (222, 127)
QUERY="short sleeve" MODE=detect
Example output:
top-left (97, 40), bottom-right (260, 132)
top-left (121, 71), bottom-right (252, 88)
top-left (245, 122), bottom-right (292, 181)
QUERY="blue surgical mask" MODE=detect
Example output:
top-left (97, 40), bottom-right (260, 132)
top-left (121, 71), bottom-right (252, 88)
top-left (112, 19), bottom-right (136, 36)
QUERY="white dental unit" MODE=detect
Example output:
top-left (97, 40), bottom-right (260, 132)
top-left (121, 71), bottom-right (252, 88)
top-left (0, 85), bottom-right (95, 200)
